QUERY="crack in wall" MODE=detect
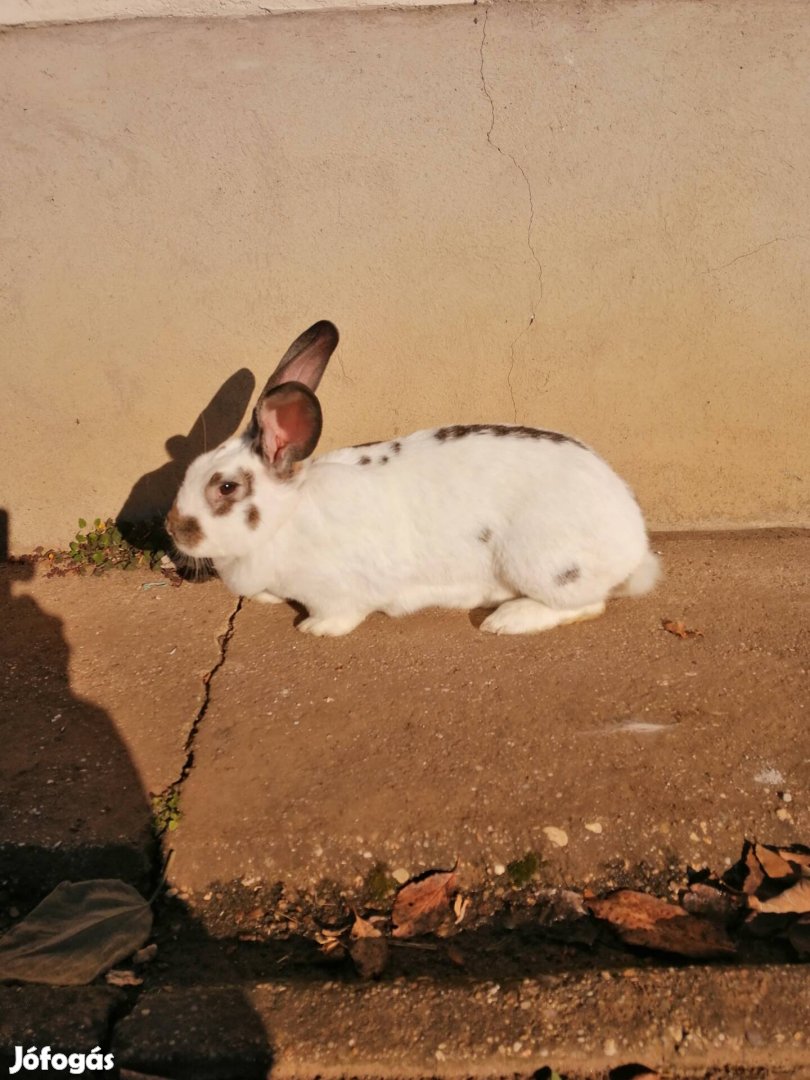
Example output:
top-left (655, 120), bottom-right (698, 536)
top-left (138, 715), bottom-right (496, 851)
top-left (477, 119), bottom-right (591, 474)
top-left (479, 5), bottom-right (543, 422)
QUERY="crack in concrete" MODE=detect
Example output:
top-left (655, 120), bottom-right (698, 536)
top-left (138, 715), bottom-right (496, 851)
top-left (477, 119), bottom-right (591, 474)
top-left (479, 6), bottom-right (543, 422)
top-left (159, 596), bottom-right (243, 804)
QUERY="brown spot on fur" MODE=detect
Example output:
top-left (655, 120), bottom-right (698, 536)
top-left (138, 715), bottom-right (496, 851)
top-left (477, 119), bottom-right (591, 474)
top-left (555, 565), bottom-right (581, 586)
top-left (391, 441), bottom-right (402, 454)
top-left (166, 506), bottom-right (203, 549)
top-left (380, 455), bottom-right (389, 464)
top-left (210, 472), bottom-right (223, 485)
top-left (434, 423), bottom-right (584, 448)
top-left (478, 527), bottom-right (492, 544)
top-left (246, 504), bottom-right (260, 529)
top-left (358, 455), bottom-right (372, 465)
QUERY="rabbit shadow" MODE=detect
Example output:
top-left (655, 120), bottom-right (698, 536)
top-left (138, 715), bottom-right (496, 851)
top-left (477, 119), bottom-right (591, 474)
top-left (116, 369), bottom-right (256, 546)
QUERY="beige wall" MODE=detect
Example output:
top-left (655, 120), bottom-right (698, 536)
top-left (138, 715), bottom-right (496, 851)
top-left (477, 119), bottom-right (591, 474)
top-left (2, 0), bottom-right (469, 27)
top-left (2, 1), bottom-right (809, 552)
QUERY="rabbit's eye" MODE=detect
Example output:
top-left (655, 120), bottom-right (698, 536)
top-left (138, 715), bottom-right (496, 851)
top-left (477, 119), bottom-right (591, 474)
top-left (219, 481), bottom-right (238, 496)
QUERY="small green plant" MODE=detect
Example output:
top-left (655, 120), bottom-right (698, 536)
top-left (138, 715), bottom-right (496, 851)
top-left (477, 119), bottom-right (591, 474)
top-left (507, 850), bottom-right (541, 887)
top-left (38, 516), bottom-right (171, 575)
top-left (151, 789), bottom-right (182, 835)
top-left (364, 863), bottom-right (397, 904)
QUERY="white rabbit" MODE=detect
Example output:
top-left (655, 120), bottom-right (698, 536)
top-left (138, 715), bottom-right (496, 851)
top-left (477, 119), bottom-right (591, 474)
top-left (167, 320), bottom-right (660, 636)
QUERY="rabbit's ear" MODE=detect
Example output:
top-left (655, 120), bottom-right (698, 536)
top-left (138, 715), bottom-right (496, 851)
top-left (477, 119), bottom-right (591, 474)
top-left (253, 383), bottom-right (322, 478)
top-left (261, 320), bottom-right (339, 396)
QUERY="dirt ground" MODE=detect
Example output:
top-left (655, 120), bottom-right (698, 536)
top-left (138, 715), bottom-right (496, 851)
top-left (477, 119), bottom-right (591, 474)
top-left (1, 528), bottom-right (809, 1078)
top-left (169, 530), bottom-right (809, 910)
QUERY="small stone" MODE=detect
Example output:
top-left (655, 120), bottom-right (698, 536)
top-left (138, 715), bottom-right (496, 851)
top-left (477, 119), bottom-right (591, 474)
top-left (392, 867), bottom-right (410, 885)
top-left (603, 1037), bottom-right (618, 1057)
top-left (493, 863), bottom-right (506, 876)
top-left (776, 808), bottom-right (792, 821)
top-left (780, 792), bottom-right (793, 803)
top-left (543, 826), bottom-right (569, 848)
top-left (585, 822), bottom-right (603, 834)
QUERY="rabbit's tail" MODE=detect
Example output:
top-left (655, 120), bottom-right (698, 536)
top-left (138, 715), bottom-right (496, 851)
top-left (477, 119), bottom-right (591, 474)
top-left (613, 549), bottom-right (661, 598)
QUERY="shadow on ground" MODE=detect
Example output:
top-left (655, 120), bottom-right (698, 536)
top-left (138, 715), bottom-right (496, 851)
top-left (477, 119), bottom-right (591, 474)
top-left (0, 507), bottom-right (272, 1079)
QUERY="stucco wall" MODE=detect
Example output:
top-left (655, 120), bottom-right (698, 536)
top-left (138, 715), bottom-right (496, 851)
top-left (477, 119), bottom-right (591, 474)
top-left (2, 0), bottom-right (467, 26)
top-left (2, 0), bottom-right (808, 551)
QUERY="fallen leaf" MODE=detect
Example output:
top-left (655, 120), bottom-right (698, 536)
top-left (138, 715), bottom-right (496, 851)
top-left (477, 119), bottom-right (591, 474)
top-left (587, 890), bottom-right (735, 959)
top-left (350, 912), bottom-right (382, 940)
top-left (749, 878), bottom-right (810, 915)
top-left (680, 882), bottom-right (742, 925)
top-left (348, 913), bottom-right (388, 978)
top-left (0, 880), bottom-right (153, 986)
top-left (105, 968), bottom-right (143, 987)
top-left (392, 870), bottom-right (457, 939)
top-left (662, 618), bottom-right (703, 639)
top-left (453, 894), bottom-right (470, 925)
top-left (774, 844), bottom-right (810, 872)
top-left (753, 844), bottom-right (796, 880)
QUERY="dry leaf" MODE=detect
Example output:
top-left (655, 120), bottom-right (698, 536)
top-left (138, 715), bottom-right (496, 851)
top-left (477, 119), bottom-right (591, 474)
top-left (749, 878), bottom-right (810, 915)
top-left (351, 912), bottom-right (382, 940)
top-left (774, 844), bottom-right (810, 872)
top-left (587, 889), bottom-right (735, 958)
top-left (392, 870), bottom-right (457, 939)
top-left (0, 880), bottom-right (153, 986)
top-left (348, 913), bottom-right (388, 978)
top-left (453, 894), bottom-right (470, 925)
top-left (680, 882), bottom-right (742, 924)
top-left (753, 844), bottom-right (796, 880)
top-left (105, 968), bottom-right (143, 987)
top-left (662, 618), bottom-right (702, 639)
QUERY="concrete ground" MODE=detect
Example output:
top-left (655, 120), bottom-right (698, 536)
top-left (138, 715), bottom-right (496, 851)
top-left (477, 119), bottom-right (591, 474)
top-left (1, 529), bottom-right (809, 1077)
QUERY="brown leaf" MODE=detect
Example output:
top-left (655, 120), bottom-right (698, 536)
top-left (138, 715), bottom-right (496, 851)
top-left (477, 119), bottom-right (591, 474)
top-left (391, 870), bottom-right (457, 939)
top-left (774, 844), bottom-right (810, 872)
top-left (753, 844), bottom-right (796, 880)
top-left (749, 878), bottom-right (810, 915)
top-left (662, 618), bottom-right (703, 639)
top-left (680, 882), bottom-right (742, 925)
top-left (587, 889), bottom-right (735, 958)
top-left (350, 912), bottom-right (382, 940)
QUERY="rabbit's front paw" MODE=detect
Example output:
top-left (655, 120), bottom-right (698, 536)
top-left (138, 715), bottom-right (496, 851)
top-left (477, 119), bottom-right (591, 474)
top-left (297, 613), bottom-right (366, 637)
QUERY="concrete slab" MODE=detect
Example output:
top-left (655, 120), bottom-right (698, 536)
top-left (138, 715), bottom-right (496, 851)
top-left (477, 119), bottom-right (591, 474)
top-left (0, 986), bottom-right (122, 1077)
top-left (0, 563), bottom-right (236, 897)
top-left (170, 531), bottom-right (810, 902)
top-left (113, 968), bottom-right (810, 1079)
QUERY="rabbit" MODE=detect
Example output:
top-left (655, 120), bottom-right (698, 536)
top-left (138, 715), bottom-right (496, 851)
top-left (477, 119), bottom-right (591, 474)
top-left (166, 320), bottom-right (660, 636)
